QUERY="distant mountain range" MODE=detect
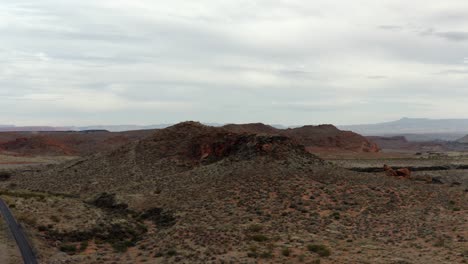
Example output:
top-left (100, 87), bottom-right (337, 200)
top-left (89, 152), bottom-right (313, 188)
top-left (339, 118), bottom-right (468, 141)
top-left (0, 125), bottom-right (171, 132)
top-left (0, 123), bottom-right (289, 132)
top-left (3, 118), bottom-right (468, 142)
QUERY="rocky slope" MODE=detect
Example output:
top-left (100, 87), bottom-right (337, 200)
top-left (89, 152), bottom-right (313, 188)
top-left (224, 123), bottom-right (379, 153)
top-left (0, 130), bottom-right (154, 156)
top-left (1, 122), bottom-right (466, 264)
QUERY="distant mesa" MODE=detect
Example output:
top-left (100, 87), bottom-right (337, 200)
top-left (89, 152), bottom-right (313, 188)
top-left (0, 136), bottom-right (75, 156)
top-left (456, 134), bottom-right (468, 143)
top-left (223, 123), bottom-right (379, 153)
top-left (340, 117), bottom-right (468, 138)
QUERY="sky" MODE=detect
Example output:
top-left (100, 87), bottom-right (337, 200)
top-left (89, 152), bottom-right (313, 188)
top-left (1, 0), bottom-right (468, 126)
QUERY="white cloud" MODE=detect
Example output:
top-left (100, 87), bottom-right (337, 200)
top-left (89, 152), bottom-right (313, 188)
top-left (0, 0), bottom-right (468, 125)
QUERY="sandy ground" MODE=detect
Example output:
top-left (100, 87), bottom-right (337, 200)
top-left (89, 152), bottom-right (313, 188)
top-left (322, 151), bottom-right (468, 168)
top-left (0, 214), bottom-right (22, 264)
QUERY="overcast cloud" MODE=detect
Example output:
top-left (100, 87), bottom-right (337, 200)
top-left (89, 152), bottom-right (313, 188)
top-left (1, 0), bottom-right (468, 126)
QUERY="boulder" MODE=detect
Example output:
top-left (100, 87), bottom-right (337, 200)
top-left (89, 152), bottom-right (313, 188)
top-left (383, 165), bottom-right (411, 179)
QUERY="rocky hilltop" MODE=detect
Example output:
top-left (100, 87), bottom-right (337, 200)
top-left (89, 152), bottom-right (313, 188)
top-left (224, 123), bottom-right (379, 153)
top-left (14, 122), bottom-right (322, 197)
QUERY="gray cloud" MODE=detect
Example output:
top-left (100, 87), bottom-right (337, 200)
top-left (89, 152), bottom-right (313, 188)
top-left (1, 0), bottom-right (468, 126)
top-left (434, 31), bottom-right (468, 41)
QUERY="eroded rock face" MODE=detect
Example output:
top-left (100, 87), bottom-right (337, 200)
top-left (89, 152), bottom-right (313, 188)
top-left (191, 134), bottom-right (307, 164)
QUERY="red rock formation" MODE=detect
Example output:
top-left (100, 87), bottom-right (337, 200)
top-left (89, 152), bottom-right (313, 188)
top-left (383, 164), bottom-right (411, 179)
top-left (0, 136), bottom-right (75, 156)
top-left (223, 123), bottom-right (379, 153)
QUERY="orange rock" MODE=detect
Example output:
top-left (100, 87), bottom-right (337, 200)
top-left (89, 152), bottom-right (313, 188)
top-left (396, 168), bottom-right (411, 178)
top-left (383, 164), bottom-right (411, 179)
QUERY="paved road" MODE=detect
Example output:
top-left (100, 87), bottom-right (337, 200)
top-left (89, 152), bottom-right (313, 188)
top-left (0, 198), bottom-right (38, 264)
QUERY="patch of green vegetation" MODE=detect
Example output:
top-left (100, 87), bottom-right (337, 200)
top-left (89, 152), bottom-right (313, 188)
top-left (307, 244), bottom-right (331, 257)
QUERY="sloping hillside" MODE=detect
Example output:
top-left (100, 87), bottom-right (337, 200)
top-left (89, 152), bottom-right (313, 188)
top-left (0, 130), bottom-right (154, 156)
top-left (224, 123), bottom-right (379, 153)
top-left (2, 122), bottom-right (466, 264)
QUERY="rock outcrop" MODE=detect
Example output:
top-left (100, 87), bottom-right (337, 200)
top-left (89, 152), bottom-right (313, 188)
top-left (383, 164), bottom-right (411, 178)
top-left (224, 123), bottom-right (379, 153)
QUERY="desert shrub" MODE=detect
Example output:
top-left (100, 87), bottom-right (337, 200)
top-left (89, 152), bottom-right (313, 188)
top-left (139, 208), bottom-right (176, 228)
top-left (50, 215), bottom-right (60, 223)
top-left (331, 212), bottom-right (340, 220)
top-left (60, 244), bottom-right (77, 254)
top-left (167, 249), bottom-right (178, 256)
top-left (37, 225), bottom-right (48, 232)
top-left (259, 251), bottom-right (273, 258)
top-left (0, 171), bottom-right (11, 181)
top-left (246, 224), bottom-right (263, 233)
top-left (91, 193), bottom-right (128, 211)
top-left (17, 214), bottom-right (37, 226)
top-left (282, 247), bottom-right (291, 256)
top-left (307, 244), bottom-right (331, 257)
top-left (433, 239), bottom-right (445, 247)
top-left (111, 240), bottom-right (134, 253)
top-left (298, 254), bottom-right (305, 262)
top-left (247, 252), bottom-right (258, 258)
top-left (251, 234), bottom-right (269, 242)
top-left (80, 241), bottom-right (89, 252)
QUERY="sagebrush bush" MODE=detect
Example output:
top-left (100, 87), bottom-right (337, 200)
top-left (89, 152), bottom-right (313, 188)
top-left (307, 244), bottom-right (331, 257)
